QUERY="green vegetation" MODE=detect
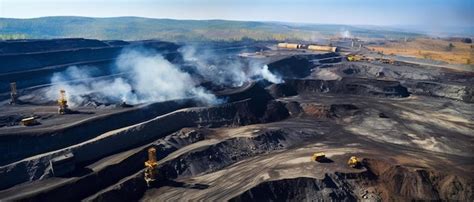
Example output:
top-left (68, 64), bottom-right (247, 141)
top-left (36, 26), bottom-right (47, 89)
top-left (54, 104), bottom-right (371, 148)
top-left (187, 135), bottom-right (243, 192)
top-left (0, 34), bottom-right (27, 40)
top-left (0, 17), bottom-right (423, 41)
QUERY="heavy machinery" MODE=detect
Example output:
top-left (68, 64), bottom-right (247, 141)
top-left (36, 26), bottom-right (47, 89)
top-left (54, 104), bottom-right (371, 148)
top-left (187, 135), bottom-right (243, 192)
top-left (311, 152), bottom-right (326, 162)
top-left (277, 42), bottom-right (338, 52)
top-left (347, 54), bottom-right (395, 64)
top-left (144, 147), bottom-right (158, 187)
top-left (347, 54), bottom-right (370, 62)
top-left (9, 82), bottom-right (18, 105)
top-left (20, 117), bottom-right (38, 126)
top-left (57, 89), bottom-right (69, 114)
top-left (347, 156), bottom-right (360, 168)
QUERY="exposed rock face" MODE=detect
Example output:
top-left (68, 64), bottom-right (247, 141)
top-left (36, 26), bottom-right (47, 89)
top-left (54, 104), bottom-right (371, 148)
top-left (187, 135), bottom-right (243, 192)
top-left (231, 176), bottom-right (356, 202)
top-left (160, 130), bottom-right (289, 179)
top-left (267, 83), bottom-right (297, 98)
top-left (363, 159), bottom-right (474, 201)
top-left (308, 60), bottom-right (474, 103)
top-left (270, 78), bottom-right (411, 98)
top-left (406, 81), bottom-right (473, 103)
top-left (267, 55), bottom-right (314, 78)
top-left (260, 101), bottom-right (289, 122)
top-left (266, 53), bottom-right (340, 79)
top-left (0, 99), bottom-right (195, 166)
top-left (231, 159), bottom-right (474, 201)
top-left (0, 97), bottom-right (290, 190)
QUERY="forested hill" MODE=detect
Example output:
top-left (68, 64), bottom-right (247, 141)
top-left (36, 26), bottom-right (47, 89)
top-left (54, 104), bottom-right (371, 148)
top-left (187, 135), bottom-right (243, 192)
top-left (0, 16), bottom-right (422, 41)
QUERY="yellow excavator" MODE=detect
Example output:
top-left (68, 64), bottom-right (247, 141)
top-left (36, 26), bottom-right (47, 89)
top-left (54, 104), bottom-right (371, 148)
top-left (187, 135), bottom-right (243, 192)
top-left (144, 147), bottom-right (158, 187)
top-left (58, 89), bottom-right (69, 114)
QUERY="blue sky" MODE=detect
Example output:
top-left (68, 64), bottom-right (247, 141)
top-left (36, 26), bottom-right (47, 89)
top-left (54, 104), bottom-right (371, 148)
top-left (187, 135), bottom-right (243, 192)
top-left (0, 0), bottom-right (472, 27)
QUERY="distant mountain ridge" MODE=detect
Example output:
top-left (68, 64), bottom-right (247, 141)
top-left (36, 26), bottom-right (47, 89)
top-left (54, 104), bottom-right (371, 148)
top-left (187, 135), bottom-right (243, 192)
top-left (0, 16), bottom-right (424, 41)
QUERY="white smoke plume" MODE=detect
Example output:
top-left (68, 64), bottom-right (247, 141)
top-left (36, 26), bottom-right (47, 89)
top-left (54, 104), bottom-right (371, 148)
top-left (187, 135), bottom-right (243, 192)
top-left (46, 49), bottom-right (219, 106)
top-left (45, 45), bottom-right (283, 107)
top-left (340, 30), bottom-right (352, 38)
top-left (261, 65), bottom-right (283, 84)
top-left (179, 46), bottom-right (283, 86)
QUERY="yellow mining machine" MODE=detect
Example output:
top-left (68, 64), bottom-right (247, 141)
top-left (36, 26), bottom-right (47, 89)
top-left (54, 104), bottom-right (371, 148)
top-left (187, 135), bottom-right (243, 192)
top-left (311, 152), bottom-right (326, 162)
top-left (58, 89), bottom-right (69, 114)
top-left (347, 156), bottom-right (361, 168)
top-left (346, 54), bottom-right (370, 62)
top-left (9, 82), bottom-right (18, 105)
top-left (347, 54), bottom-right (395, 64)
top-left (144, 147), bottom-right (159, 187)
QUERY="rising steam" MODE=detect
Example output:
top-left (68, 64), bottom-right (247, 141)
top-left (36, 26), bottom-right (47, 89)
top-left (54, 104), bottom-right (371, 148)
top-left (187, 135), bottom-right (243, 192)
top-left (340, 30), bottom-right (352, 38)
top-left (179, 46), bottom-right (283, 86)
top-left (46, 45), bottom-right (282, 107)
top-left (46, 49), bottom-right (219, 106)
top-left (261, 65), bottom-right (283, 84)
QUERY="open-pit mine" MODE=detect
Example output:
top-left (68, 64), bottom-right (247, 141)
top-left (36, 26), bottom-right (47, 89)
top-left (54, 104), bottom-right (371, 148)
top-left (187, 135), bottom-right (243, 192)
top-left (0, 38), bottom-right (473, 201)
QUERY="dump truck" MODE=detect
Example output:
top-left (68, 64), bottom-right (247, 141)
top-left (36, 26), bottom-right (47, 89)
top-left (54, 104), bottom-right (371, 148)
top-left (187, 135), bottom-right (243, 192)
top-left (347, 156), bottom-right (360, 168)
top-left (311, 152), bottom-right (326, 162)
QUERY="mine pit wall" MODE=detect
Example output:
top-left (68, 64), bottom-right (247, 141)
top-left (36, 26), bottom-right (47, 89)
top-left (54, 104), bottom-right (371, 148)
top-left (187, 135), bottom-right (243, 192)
top-left (231, 159), bottom-right (474, 201)
top-left (0, 38), bottom-right (113, 55)
top-left (0, 98), bottom-right (269, 190)
top-left (0, 47), bottom-right (123, 75)
top-left (327, 63), bottom-right (473, 103)
top-left (159, 130), bottom-right (291, 179)
top-left (15, 129), bottom-right (293, 201)
top-left (269, 78), bottom-right (410, 98)
top-left (85, 129), bottom-right (304, 202)
top-left (0, 40), bottom-right (181, 93)
top-left (267, 53), bottom-right (339, 79)
top-left (404, 80), bottom-right (474, 103)
top-left (1, 130), bottom-right (205, 201)
top-left (0, 59), bottom-right (114, 94)
top-left (0, 99), bottom-right (195, 166)
top-left (230, 176), bottom-right (357, 201)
